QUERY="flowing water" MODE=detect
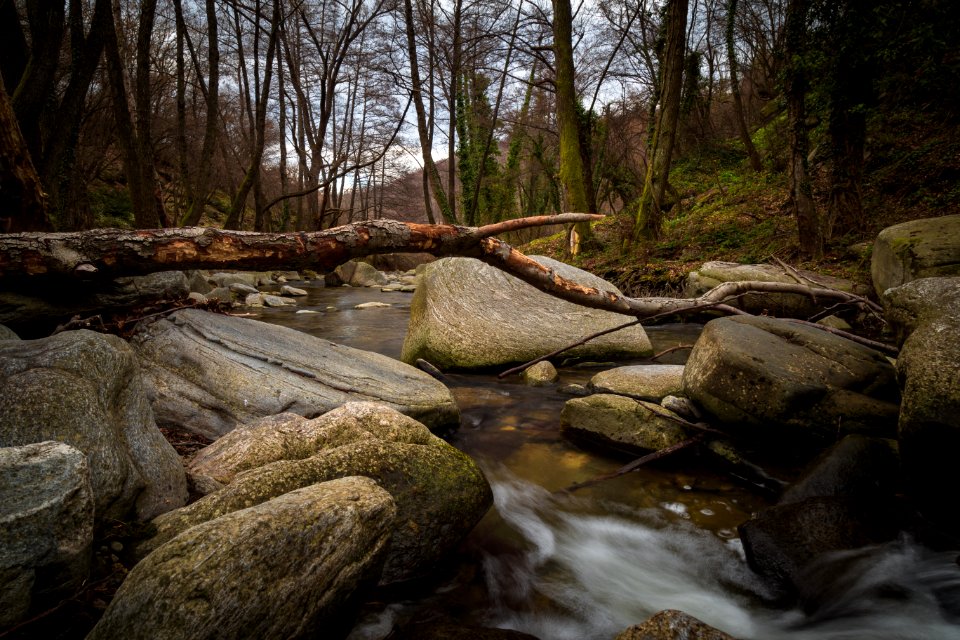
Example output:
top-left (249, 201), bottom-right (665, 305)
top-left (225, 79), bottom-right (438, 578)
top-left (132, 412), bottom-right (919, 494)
top-left (254, 283), bottom-right (960, 640)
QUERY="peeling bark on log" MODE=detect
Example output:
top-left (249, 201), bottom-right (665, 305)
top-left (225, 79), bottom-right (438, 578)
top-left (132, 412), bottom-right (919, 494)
top-left (0, 215), bottom-right (598, 282)
top-left (0, 215), bottom-right (894, 354)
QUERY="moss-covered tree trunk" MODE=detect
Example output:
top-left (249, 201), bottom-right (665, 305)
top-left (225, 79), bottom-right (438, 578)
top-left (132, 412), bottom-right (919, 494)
top-left (552, 0), bottom-right (593, 255)
top-left (633, 0), bottom-right (688, 242)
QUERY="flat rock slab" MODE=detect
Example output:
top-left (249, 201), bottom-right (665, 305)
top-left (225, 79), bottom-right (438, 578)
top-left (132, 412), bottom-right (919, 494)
top-left (131, 309), bottom-right (459, 438)
top-left (401, 256), bottom-right (652, 369)
top-left (588, 365), bottom-right (685, 401)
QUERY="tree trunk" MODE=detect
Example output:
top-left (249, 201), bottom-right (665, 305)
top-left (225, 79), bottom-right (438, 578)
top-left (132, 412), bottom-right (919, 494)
top-left (784, 0), bottom-right (821, 257)
top-left (177, 0), bottom-right (220, 226)
top-left (0, 72), bottom-right (50, 232)
top-left (103, 0), bottom-right (162, 229)
top-left (824, 1), bottom-right (871, 240)
top-left (552, 0), bottom-right (593, 255)
top-left (0, 215), bottom-right (886, 345)
top-left (11, 0), bottom-right (65, 163)
top-left (633, 0), bottom-right (688, 241)
top-left (726, 0), bottom-right (763, 172)
top-left (404, 0), bottom-right (451, 223)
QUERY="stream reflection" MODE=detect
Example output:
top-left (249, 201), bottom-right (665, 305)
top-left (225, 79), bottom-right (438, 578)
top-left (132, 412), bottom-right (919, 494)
top-left (253, 281), bottom-right (960, 639)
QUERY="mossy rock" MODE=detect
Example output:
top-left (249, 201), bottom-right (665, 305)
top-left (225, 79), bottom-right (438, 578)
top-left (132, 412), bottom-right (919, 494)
top-left (871, 214), bottom-right (960, 296)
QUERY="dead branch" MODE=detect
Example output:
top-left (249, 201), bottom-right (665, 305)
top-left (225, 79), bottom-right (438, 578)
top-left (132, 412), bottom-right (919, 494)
top-left (0, 214), bottom-right (602, 282)
top-left (651, 345), bottom-right (695, 360)
top-left (0, 217), bottom-right (900, 356)
top-left (561, 435), bottom-right (704, 493)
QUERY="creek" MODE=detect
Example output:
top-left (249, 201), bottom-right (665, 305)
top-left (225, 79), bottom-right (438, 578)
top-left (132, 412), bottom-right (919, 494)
top-left (253, 283), bottom-right (960, 640)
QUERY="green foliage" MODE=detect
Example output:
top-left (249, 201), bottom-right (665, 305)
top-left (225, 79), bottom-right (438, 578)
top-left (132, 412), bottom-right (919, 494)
top-left (90, 186), bottom-right (135, 229)
top-left (456, 72), bottom-right (515, 226)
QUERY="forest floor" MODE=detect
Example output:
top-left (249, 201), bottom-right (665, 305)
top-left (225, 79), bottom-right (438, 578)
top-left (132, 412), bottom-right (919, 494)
top-left (522, 111), bottom-right (960, 299)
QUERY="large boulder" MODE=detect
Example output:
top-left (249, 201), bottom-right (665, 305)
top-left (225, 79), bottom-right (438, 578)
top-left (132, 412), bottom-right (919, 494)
top-left (131, 308), bottom-right (459, 438)
top-left (738, 497), bottom-right (896, 600)
top-left (143, 403), bottom-right (492, 584)
top-left (738, 436), bottom-right (902, 598)
top-left (0, 330), bottom-right (187, 521)
top-left (883, 277), bottom-right (960, 533)
top-left (779, 435), bottom-right (901, 506)
top-left (560, 394), bottom-right (690, 455)
top-left (685, 261), bottom-right (865, 317)
top-left (188, 403), bottom-right (436, 484)
top-left (0, 442), bottom-right (94, 629)
top-left (587, 365), bottom-right (685, 401)
top-left (682, 316), bottom-right (900, 445)
top-left (871, 214), bottom-right (960, 296)
top-left (88, 477), bottom-right (395, 640)
top-left (401, 256), bottom-right (652, 369)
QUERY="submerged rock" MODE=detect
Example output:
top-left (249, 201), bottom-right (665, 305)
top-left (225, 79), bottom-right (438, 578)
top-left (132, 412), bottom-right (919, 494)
top-left (682, 315), bottom-right (900, 445)
top-left (131, 309), bottom-right (459, 438)
top-left (738, 497), bottom-right (897, 600)
top-left (401, 256), bottom-right (652, 369)
top-left (0, 442), bottom-right (94, 629)
top-left (0, 330), bottom-right (187, 521)
top-left (89, 477), bottom-right (396, 640)
top-left (144, 403), bottom-right (491, 585)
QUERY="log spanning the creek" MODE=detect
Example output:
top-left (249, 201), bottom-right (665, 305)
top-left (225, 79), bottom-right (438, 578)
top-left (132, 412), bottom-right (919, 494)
top-left (0, 215), bottom-right (599, 281)
top-left (0, 214), bottom-right (889, 343)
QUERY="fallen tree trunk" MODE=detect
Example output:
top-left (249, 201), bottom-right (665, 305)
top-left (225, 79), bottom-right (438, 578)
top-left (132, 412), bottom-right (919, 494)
top-left (0, 215), bottom-right (885, 336)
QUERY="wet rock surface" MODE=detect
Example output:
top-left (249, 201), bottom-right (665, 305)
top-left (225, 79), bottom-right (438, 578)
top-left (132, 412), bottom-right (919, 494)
top-left (131, 308), bottom-right (460, 438)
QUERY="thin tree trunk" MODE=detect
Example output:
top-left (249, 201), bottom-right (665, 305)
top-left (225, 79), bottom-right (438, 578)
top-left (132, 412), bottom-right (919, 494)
top-left (179, 0), bottom-right (220, 226)
top-left (225, 0), bottom-right (279, 230)
top-left (404, 0), bottom-right (451, 223)
top-left (726, 0), bottom-right (762, 172)
top-left (784, 0), bottom-right (821, 257)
